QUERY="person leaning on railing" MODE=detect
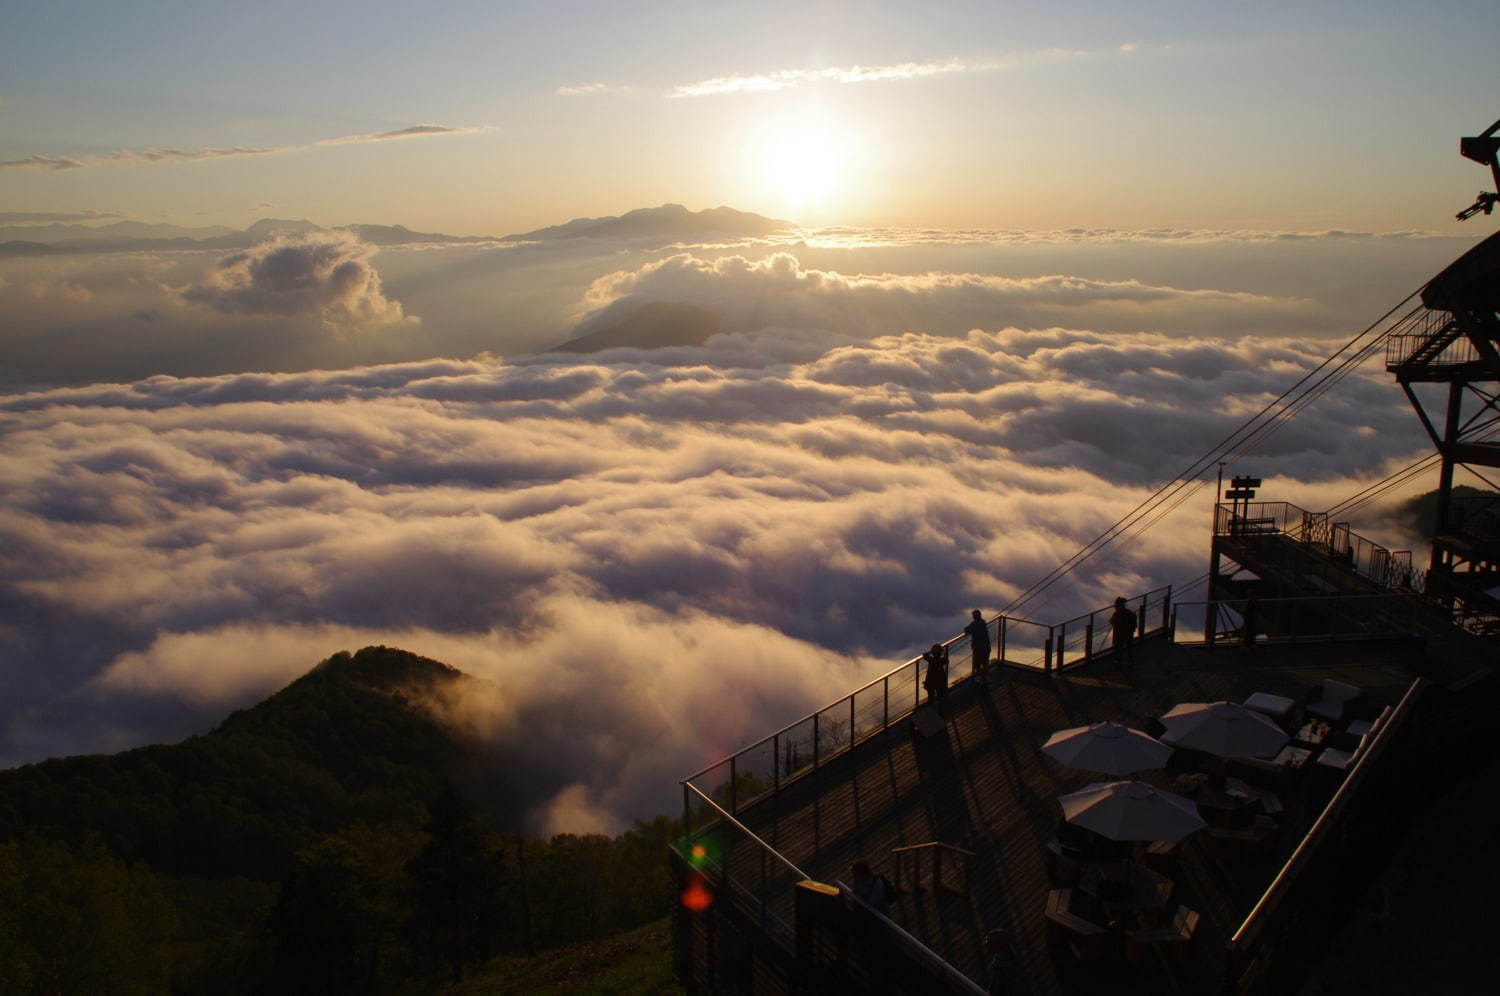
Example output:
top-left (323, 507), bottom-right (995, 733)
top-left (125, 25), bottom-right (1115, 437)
top-left (921, 643), bottom-right (949, 709)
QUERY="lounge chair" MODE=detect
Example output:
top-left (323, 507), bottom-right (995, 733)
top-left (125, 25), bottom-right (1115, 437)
top-left (1242, 691), bottom-right (1297, 726)
top-left (1315, 738), bottom-right (1366, 772)
top-left (1305, 679), bottom-right (1364, 722)
top-left (1046, 888), bottom-right (1115, 962)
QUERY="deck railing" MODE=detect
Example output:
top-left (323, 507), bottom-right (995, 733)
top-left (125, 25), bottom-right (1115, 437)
top-left (1383, 305), bottom-right (1474, 369)
top-left (1444, 494), bottom-right (1500, 542)
top-left (677, 583), bottom-right (1171, 992)
top-left (684, 585), bottom-right (1173, 823)
top-left (1225, 677), bottom-right (1425, 993)
top-left (1216, 502), bottom-right (1425, 594)
top-left (1169, 593), bottom-right (1425, 647)
top-left (677, 781), bottom-right (988, 994)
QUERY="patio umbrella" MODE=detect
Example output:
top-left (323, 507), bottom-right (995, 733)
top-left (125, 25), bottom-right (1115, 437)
top-left (1160, 701), bottom-right (1289, 759)
top-left (1059, 780), bottom-right (1207, 842)
top-left (1042, 721), bottom-right (1173, 776)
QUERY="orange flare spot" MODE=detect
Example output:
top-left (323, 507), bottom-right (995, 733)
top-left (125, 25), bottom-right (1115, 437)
top-left (681, 880), bottom-right (713, 912)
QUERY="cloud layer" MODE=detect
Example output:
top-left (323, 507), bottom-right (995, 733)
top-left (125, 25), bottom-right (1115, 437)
top-left (1, 228), bottom-right (1474, 390)
top-left (576, 251), bottom-right (1325, 339)
top-left (0, 321), bottom-right (1429, 830)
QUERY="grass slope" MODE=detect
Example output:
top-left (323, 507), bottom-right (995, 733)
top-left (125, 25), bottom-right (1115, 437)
top-left (432, 916), bottom-right (682, 996)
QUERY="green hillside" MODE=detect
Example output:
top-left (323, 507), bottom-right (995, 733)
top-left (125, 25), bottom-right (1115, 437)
top-left (0, 647), bottom-right (680, 995)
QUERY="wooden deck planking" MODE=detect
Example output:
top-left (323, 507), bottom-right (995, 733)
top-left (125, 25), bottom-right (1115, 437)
top-left (725, 635), bottom-right (1420, 993)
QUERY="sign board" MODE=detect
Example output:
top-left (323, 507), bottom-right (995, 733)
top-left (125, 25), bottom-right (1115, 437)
top-left (1224, 489), bottom-right (1256, 500)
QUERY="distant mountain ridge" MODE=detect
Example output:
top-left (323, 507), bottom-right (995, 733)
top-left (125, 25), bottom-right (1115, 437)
top-left (503, 203), bottom-right (789, 242)
top-left (0, 203), bottom-right (791, 256)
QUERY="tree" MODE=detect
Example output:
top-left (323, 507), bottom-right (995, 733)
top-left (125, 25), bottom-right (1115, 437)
top-left (265, 834), bottom-right (399, 995)
top-left (404, 784), bottom-right (508, 983)
top-left (0, 838), bottom-right (176, 996)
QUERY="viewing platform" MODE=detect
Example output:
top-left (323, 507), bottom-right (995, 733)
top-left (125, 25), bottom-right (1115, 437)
top-left (672, 575), bottom-right (1494, 994)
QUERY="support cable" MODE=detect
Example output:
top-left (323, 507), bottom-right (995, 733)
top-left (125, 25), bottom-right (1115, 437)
top-left (1003, 288), bottom-right (1424, 617)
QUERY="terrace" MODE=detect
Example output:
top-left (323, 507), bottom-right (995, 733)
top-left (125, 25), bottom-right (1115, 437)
top-left (672, 582), bottom-right (1473, 994)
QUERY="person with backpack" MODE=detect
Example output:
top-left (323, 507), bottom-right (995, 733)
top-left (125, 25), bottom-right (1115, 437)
top-left (850, 860), bottom-right (895, 917)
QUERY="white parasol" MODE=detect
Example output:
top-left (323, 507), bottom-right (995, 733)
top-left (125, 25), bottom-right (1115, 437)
top-left (1160, 701), bottom-right (1289, 758)
top-left (1042, 721), bottom-right (1173, 776)
top-left (1059, 780), bottom-right (1207, 842)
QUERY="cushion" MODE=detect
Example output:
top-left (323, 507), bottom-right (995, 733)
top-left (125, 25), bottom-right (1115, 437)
top-left (1243, 692), bottom-right (1297, 720)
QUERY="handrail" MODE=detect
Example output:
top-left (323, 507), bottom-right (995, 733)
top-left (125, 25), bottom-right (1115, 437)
top-left (682, 780), bottom-right (809, 882)
top-left (686, 781), bottom-right (987, 993)
top-left (1215, 502), bottom-right (1429, 595)
top-left (701, 610), bottom-right (1051, 766)
top-left (683, 586), bottom-right (1170, 786)
top-left (1171, 593), bottom-right (1423, 646)
top-left (890, 841), bottom-right (977, 858)
top-left (1383, 305), bottom-right (1480, 370)
top-left (838, 882), bottom-right (988, 996)
top-left (1228, 676), bottom-right (1424, 953)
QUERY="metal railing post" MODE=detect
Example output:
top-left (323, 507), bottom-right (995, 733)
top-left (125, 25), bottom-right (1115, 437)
top-left (759, 845), bottom-right (768, 927)
top-left (813, 713), bottom-right (820, 771)
top-left (773, 733), bottom-right (780, 794)
top-left (730, 757), bottom-right (737, 814)
top-left (850, 693), bottom-right (856, 747)
top-left (1044, 629), bottom-right (1054, 672)
top-left (1084, 621), bottom-right (1094, 663)
top-left (883, 676), bottom-right (889, 729)
top-left (998, 616), bottom-right (1007, 665)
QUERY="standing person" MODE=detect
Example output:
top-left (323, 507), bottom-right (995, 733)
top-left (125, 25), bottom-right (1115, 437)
top-left (1109, 597), bottom-right (1138, 672)
top-left (1241, 589), bottom-right (1259, 651)
top-left (921, 643), bottom-right (949, 710)
top-left (850, 860), bottom-right (892, 917)
top-left (965, 610), bottom-right (992, 680)
top-left (985, 928), bottom-right (1017, 995)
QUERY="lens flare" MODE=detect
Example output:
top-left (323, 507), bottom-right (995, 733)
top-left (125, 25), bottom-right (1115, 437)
top-left (681, 878), bottom-right (714, 912)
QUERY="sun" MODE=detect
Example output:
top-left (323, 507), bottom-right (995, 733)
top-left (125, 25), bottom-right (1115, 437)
top-left (757, 126), bottom-right (845, 214)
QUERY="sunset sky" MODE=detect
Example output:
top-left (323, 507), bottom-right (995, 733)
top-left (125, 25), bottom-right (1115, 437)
top-left (3, 1), bottom-right (1496, 233)
top-left (3, 2), bottom-right (1498, 830)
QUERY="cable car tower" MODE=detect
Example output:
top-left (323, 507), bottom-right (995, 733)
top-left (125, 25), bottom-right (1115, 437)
top-left (1385, 117), bottom-right (1500, 632)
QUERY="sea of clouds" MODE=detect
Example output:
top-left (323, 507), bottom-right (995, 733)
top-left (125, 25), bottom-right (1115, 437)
top-left (0, 227), bottom-right (1453, 831)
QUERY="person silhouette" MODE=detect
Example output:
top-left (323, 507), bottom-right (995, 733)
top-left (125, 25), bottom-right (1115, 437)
top-left (851, 860), bottom-right (892, 916)
top-left (921, 643), bottom-right (949, 709)
top-left (1110, 597), bottom-right (1137, 672)
top-left (964, 609), bottom-right (992, 680)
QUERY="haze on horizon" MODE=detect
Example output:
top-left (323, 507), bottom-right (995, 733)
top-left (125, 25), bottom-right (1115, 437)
top-left (3, 1), bottom-right (1499, 833)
